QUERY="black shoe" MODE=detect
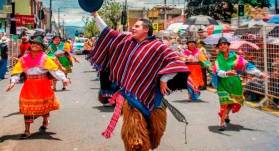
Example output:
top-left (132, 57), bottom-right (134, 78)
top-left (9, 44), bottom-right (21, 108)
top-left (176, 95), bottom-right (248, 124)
top-left (39, 126), bottom-right (47, 133)
top-left (62, 87), bottom-right (66, 91)
top-left (225, 118), bottom-right (230, 124)
top-left (19, 132), bottom-right (31, 139)
top-left (218, 125), bottom-right (226, 131)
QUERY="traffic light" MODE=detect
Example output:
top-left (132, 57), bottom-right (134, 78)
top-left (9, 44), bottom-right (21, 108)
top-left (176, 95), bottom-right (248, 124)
top-left (238, 4), bottom-right (244, 16)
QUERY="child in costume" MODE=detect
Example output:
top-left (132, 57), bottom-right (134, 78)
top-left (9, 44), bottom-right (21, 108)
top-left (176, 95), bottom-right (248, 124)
top-left (47, 35), bottom-right (77, 90)
top-left (6, 35), bottom-right (70, 139)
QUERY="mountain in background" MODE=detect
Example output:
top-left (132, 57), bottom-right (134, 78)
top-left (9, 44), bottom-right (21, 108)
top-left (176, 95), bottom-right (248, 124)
top-left (64, 26), bottom-right (84, 38)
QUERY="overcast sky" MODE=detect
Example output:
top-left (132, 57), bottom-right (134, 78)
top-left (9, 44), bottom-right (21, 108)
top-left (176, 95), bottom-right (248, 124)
top-left (39, 0), bottom-right (187, 26)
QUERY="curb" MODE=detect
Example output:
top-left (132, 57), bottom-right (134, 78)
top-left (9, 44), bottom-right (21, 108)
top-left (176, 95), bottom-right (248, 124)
top-left (244, 101), bottom-right (279, 117)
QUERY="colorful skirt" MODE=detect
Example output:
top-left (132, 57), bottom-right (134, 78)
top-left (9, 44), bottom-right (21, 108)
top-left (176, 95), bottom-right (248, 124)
top-left (217, 76), bottom-right (244, 116)
top-left (19, 75), bottom-right (60, 116)
top-left (186, 63), bottom-right (204, 88)
top-left (58, 56), bottom-right (72, 73)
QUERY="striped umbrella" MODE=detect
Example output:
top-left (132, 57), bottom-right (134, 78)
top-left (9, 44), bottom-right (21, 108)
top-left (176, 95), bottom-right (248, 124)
top-left (230, 40), bottom-right (260, 50)
top-left (166, 23), bottom-right (189, 33)
top-left (204, 33), bottom-right (240, 45)
top-left (207, 24), bottom-right (231, 35)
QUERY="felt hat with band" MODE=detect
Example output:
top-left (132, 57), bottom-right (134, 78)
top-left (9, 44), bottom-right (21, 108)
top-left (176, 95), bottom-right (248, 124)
top-left (78, 0), bottom-right (104, 12)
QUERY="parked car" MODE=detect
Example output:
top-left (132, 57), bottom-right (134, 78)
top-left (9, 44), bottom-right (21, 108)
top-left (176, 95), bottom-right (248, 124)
top-left (73, 37), bottom-right (87, 55)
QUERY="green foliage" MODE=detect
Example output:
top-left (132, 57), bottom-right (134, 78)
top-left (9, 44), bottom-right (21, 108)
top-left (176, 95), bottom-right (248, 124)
top-left (186, 0), bottom-right (270, 23)
top-left (84, 20), bottom-right (100, 38)
top-left (243, 0), bottom-right (270, 7)
top-left (99, 0), bottom-right (122, 30)
top-left (83, 0), bottom-right (122, 37)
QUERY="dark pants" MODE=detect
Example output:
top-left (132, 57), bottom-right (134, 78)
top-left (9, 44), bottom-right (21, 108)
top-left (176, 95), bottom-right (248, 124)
top-left (200, 68), bottom-right (207, 90)
top-left (0, 59), bottom-right (8, 79)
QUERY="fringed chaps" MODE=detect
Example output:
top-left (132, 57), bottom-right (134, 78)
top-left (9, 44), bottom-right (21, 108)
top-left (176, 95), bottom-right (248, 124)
top-left (121, 101), bottom-right (167, 151)
top-left (149, 107), bottom-right (167, 149)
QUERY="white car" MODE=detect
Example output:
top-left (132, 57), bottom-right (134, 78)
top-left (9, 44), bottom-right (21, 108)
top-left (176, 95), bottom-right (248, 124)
top-left (73, 37), bottom-right (87, 55)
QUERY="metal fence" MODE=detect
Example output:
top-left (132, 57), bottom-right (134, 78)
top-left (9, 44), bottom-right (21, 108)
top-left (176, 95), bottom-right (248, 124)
top-left (5, 34), bottom-right (20, 69)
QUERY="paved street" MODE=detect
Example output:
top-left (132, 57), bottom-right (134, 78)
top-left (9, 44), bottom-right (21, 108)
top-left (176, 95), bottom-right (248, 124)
top-left (0, 56), bottom-right (279, 151)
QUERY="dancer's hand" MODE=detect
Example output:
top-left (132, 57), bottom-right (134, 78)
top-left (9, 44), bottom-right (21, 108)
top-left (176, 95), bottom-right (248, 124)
top-left (63, 78), bottom-right (71, 87)
top-left (260, 72), bottom-right (268, 79)
top-left (6, 82), bottom-right (15, 92)
top-left (160, 81), bottom-right (170, 95)
top-left (91, 12), bottom-right (98, 17)
top-left (74, 58), bottom-right (80, 63)
top-left (226, 70), bottom-right (237, 76)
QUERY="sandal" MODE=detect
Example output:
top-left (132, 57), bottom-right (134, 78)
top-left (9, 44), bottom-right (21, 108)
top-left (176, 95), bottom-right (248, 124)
top-left (218, 125), bottom-right (226, 131)
top-left (20, 131), bottom-right (31, 139)
top-left (225, 118), bottom-right (230, 124)
top-left (39, 126), bottom-right (47, 133)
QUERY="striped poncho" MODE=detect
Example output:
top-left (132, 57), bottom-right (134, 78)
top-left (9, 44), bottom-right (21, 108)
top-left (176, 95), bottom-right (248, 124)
top-left (88, 27), bottom-right (189, 110)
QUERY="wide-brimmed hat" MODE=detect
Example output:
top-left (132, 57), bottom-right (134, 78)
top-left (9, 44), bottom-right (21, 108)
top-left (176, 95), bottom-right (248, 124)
top-left (197, 28), bottom-right (205, 33)
top-left (217, 37), bottom-right (230, 47)
top-left (52, 34), bottom-right (62, 40)
top-left (30, 36), bottom-right (47, 50)
top-left (186, 38), bottom-right (197, 44)
top-left (78, 0), bottom-right (104, 12)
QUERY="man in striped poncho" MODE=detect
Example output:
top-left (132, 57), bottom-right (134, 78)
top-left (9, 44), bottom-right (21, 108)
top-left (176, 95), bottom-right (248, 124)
top-left (88, 12), bottom-right (192, 151)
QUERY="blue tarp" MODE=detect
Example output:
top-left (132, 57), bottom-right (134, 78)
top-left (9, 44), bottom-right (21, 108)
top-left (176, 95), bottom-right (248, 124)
top-left (268, 15), bottom-right (279, 24)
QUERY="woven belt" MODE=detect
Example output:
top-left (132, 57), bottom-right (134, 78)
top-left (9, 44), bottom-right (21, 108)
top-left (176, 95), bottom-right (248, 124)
top-left (26, 74), bottom-right (48, 80)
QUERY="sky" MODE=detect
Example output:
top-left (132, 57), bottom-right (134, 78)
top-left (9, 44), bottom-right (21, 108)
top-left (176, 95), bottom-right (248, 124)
top-left (39, 0), bottom-right (186, 27)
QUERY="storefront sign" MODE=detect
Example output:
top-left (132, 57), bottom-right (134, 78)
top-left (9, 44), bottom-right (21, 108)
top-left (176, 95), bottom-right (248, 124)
top-left (15, 15), bottom-right (35, 27)
top-left (3, 5), bottom-right (12, 14)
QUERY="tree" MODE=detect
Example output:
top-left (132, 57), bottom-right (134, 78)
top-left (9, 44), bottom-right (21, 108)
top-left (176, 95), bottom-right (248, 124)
top-left (186, 0), bottom-right (270, 23)
top-left (83, 0), bottom-right (122, 37)
top-left (98, 0), bottom-right (122, 30)
top-left (84, 20), bottom-right (100, 38)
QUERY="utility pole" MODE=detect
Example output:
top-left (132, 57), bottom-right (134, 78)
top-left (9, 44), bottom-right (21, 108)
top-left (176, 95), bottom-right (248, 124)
top-left (62, 19), bottom-right (65, 38)
top-left (276, 0), bottom-right (278, 14)
top-left (49, 0), bottom-right (52, 33)
top-left (121, 0), bottom-right (127, 31)
top-left (164, 0), bottom-right (167, 29)
top-left (184, 0), bottom-right (187, 24)
top-left (10, 2), bottom-right (16, 35)
top-left (58, 8), bottom-right (60, 29)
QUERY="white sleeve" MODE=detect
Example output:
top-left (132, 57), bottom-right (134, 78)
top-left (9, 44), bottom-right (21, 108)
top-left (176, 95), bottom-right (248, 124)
top-left (94, 15), bottom-right (108, 31)
top-left (246, 68), bottom-right (262, 77)
top-left (217, 70), bottom-right (228, 78)
top-left (10, 74), bottom-right (20, 83)
top-left (160, 73), bottom-right (177, 82)
top-left (49, 70), bottom-right (67, 81)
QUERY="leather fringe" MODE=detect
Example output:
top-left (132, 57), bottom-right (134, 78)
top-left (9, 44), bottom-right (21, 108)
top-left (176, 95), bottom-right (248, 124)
top-left (149, 107), bottom-right (167, 149)
top-left (121, 101), bottom-right (151, 151)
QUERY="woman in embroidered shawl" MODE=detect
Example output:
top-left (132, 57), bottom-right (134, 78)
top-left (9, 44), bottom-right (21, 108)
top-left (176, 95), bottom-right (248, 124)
top-left (213, 37), bottom-right (267, 131)
top-left (181, 39), bottom-right (212, 101)
top-left (6, 35), bottom-right (70, 139)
